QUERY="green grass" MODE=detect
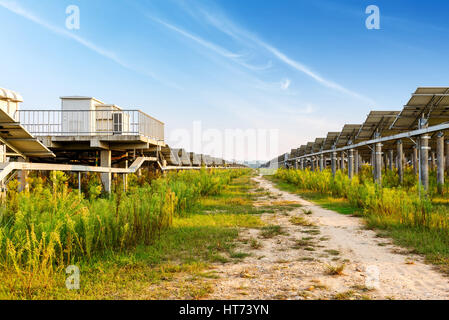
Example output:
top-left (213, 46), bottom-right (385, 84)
top-left (365, 218), bottom-right (449, 274)
top-left (265, 176), bottom-right (360, 216)
top-left (268, 171), bottom-right (449, 275)
top-left (259, 225), bottom-right (287, 238)
top-left (0, 170), bottom-right (264, 299)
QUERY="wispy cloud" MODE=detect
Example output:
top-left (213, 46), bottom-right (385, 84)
top-left (147, 15), bottom-right (272, 72)
top-left (191, 5), bottom-right (375, 104)
top-left (149, 16), bottom-right (242, 59)
top-left (0, 0), bottom-right (181, 89)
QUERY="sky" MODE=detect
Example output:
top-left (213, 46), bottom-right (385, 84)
top-left (1, 0), bottom-right (449, 161)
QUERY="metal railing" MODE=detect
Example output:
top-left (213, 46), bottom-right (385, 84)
top-left (16, 110), bottom-right (164, 142)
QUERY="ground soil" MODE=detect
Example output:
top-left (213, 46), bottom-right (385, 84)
top-left (207, 175), bottom-right (449, 300)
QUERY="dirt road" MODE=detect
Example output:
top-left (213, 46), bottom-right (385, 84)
top-left (208, 175), bottom-right (449, 300)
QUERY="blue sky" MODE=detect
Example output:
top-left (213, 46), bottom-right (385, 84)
top-left (1, 0), bottom-right (449, 161)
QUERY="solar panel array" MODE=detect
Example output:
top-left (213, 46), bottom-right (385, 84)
top-left (267, 87), bottom-right (449, 168)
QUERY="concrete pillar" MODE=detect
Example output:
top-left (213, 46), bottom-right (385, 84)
top-left (354, 149), bottom-right (359, 175)
top-left (445, 140), bottom-right (449, 171)
top-left (124, 152), bottom-right (129, 192)
top-left (300, 159), bottom-right (304, 170)
top-left (437, 132), bottom-right (444, 193)
top-left (0, 144), bottom-right (5, 199)
top-left (100, 150), bottom-right (112, 193)
top-left (0, 144), bottom-right (5, 163)
top-left (413, 146), bottom-right (418, 175)
top-left (396, 140), bottom-right (403, 184)
top-left (18, 157), bottom-right (29, 192)
top-left (375, 143), bottom-right (382, 185)
top-left (388, 149), bottom-right (394, 171)
top-left (348, 149), bottom-right (354, 179)
top-left (371, 147), bottom-right (375, 180)
top-left (431, 151), bottom-right (437, 171)
top-left (331, 151), bottom-right (337, 178)
top-left (319, 154), bottom-right (324, 171)
top-left (340, 152), bottom-right (345, 171)
top-left (420, 135), bottom-right (430, 191)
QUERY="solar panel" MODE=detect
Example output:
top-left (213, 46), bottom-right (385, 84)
top-left (335, 124), bottom-right (361, 147)
top-left (323, 132), bottom-right (340, 150)
top-left (305, 142), bottom-right (314, 154)
top-left (313, 138), bottom-right (325, 152)
top-left (289, 148), bottom-right (299, 159)
top-left (390, 87), bottom-right (449, 130)
top-left (298, 145), bottom-right (306, 156)
top-left (0, 109), bottom-right (54, 157)
top-left (189, 152), bottom-right (201, 166)
top-left (172, 148), bottom-right (191, 166)
top-left (356, 111), bottom-right (400, 140)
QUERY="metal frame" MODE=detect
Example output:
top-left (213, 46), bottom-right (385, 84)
top-left (17, 109), bottom-right (165, 142)
top-left (290, 121), bottom-right (449, 161)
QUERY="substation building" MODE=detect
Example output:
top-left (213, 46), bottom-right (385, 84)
top-left (0, 88), bottom-right (242, 194)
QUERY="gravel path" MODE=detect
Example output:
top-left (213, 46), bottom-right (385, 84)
top-left (207, 175), bottom-right (449, 300)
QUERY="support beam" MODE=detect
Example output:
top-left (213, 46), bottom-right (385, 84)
top-left (0, 143), bottom-right (5, 163)
top-left (445, 140), bottom-right (449, 171)
top-left (348, 149), bottom-right (354, 179)
top-left (331, 151), bottom-right (337, 178)
top-left (90, 139), bottom-right (109, 149)
top-left (340, 152), bottom-right (345, 171)
top-left (413, 146), bottom-right (418, 175)
top-left (18, 157), bottom-right (29, 192)
top-left (375, 143), bottom-right (382, 185)
top-left (420, 135), bottom-right (430, 191)
top-left (437, 132), bottom-right (444, 194)
top-left (319, 154), bottom-right (324, 171)
top-left (396, 140), bottom-right (403, 184)
top-left (354, 149), bottom-right (359, 175)
top-left (100, 150), bottom-right (112, 193)
top-left (431, 151), bottom-right (437, 170)
top-left (388, 149), bottom-right (394, 171)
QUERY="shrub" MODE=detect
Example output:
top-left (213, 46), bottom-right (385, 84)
top-left (0, 168), bottom-right (251, 276)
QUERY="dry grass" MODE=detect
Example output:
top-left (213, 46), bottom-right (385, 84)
top-left (250, 238), bottom-right (263, 249)
top-left (301, 208), bottom-right (313, 215)
top-left (260, 225), bottom-right (287, 238)
top-left (289, 216), bottom-right (315, 226)
top-left (325, 263), bottom-right (346, 276)
top-left (333, 290), bottom-right (355, 300)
